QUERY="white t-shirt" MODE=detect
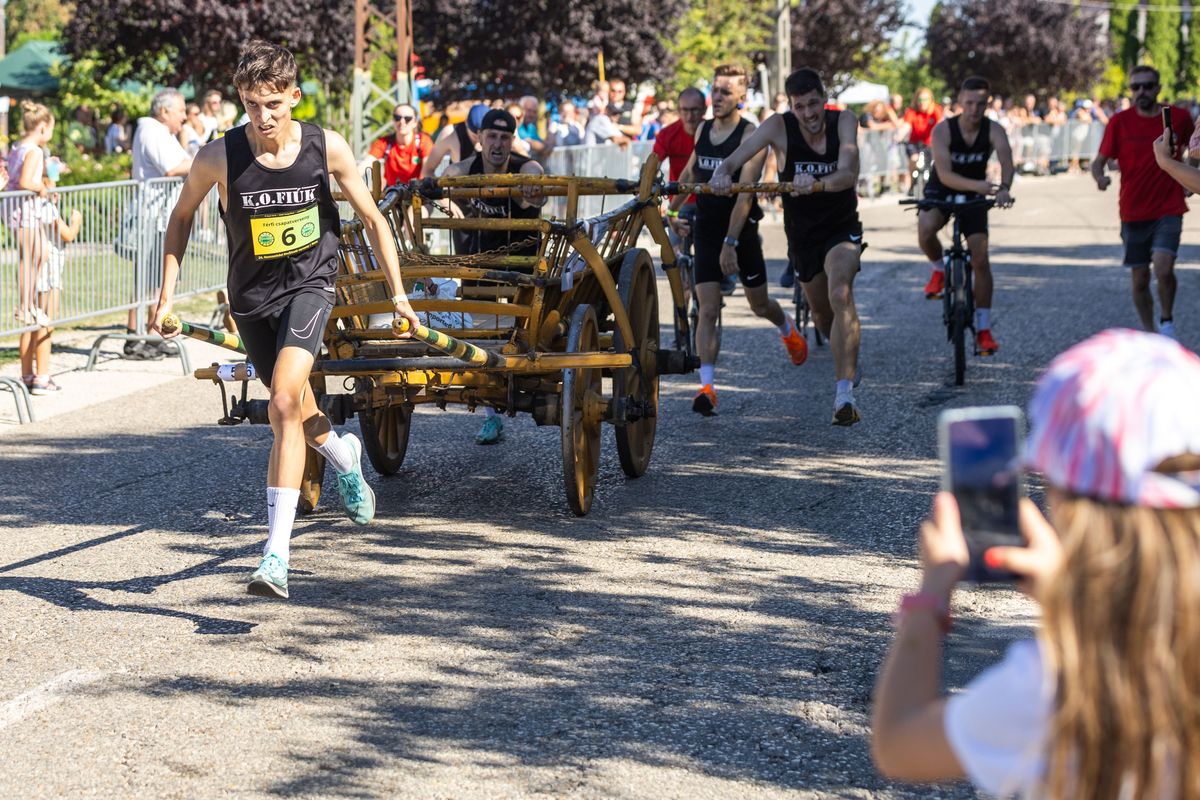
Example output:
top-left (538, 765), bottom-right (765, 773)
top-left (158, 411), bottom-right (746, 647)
top-left (944, 639), bottom-right (1052, 798)
top-left (131, 117), bottom-right (188, 181)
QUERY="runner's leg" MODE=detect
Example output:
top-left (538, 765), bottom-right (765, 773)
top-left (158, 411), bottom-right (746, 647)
top-left (917, 209), bottom-right (947, 297)
top-left (825, 243), bottom-right (861, 384)
top-left (1130, 265), bottom-right (1155, 332)
top-left (1151, 251), bottom-right (1177, 325)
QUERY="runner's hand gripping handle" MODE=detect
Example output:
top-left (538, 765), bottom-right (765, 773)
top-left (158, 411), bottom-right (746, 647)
top-left (390, 317), bottom-right (503, 367)
top-left (159, 314), bottom-right (247, 355)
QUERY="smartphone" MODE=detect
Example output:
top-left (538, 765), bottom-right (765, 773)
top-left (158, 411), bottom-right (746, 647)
top-left (1163, 106), bottom-right (1174, 148)
top-left (939, 406), bottom-right (1025, 582)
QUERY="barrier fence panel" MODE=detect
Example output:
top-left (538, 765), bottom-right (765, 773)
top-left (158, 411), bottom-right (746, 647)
top-left (0, 177), bottom-right (224, 341)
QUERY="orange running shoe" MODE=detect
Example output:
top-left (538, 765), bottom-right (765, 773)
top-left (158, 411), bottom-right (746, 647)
top-left (923, 269), bottom-right (945, 299)
top-left (976, 329), bottom-right (999, 356)
top-left (781, 324), bottom-right (809, 366)
top-left (692, 384), bottom-right (718, 416)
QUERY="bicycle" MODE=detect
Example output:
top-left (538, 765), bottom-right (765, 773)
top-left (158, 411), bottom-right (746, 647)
top-left (901, 195), bottom-right (997, 386)
top-left (908, 145), bottom-right (932, 198)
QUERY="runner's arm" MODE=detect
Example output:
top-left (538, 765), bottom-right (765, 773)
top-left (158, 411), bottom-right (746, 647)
top-left (325, 130), bottom-right (419, 332)
top-left (516, 158), bottom-right (546, 209)
top-left (724, 148), bottom-right (767, 241)
top-left (991, 121), bottom-right (1015, 206)
top-left (420, 126), bottom-right (458, 178)
top-left (709, 115), bottom-right (784, 192)
top-left (150, 142), bottom-right (221, 334)
top-left (819, 110), bottom-right (861, 193)
top-left (1090, 154), bottom-right (1111, 190)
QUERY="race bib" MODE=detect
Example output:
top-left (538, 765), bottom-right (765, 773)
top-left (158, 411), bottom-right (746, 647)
top-left (250, 205), bottom-right (321, 261)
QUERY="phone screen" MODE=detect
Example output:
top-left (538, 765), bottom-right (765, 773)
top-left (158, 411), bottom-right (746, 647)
top-left (946, 414), bottom-right (1022, 581)
top-left (1163, 107), bottom-right (1174, 145)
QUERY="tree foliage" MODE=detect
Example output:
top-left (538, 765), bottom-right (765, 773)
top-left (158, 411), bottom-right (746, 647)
top-left (414, 0), bottom-right (690, 98)
top-left (791, 0), bottom-right (907, 91)
top-left (6, 0), bottom-right (70, 50)
top-left (925, 0), bottom-right (1106, 98)
top-left (61, 0), bottom-right (355, 96)
top-left (862, 32), bottom-right (947, 106)
top-left (1142, 4), bottom-right (1182, 95)
top-left (669, 0), bottom-right (774, 96)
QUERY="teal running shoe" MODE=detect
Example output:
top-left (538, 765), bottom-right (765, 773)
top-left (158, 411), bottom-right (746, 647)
top-left (248, 553), bottom-right (289, 599)
top-left (336, 433), bottom-right (375, 525)
top-left (475, 414), bottom-right (504, 445)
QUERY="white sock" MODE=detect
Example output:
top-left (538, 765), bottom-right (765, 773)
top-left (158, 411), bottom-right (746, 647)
top-left (976, 308), bottom-right (991, 331)
top-left (836, 379), bottom-right (854, 402)
top-left (929, 258), bottom-right (945, 274)
top-left (484, 407), bottom-right (497, 418)
top-left (314, 429), bottom-right (356, 475)
top-left (777, 312), bottom-right (795, 337)
top-left (264, 487), bottom-right (300, 563)
top-left (699, 363), bottom-right (715, 387)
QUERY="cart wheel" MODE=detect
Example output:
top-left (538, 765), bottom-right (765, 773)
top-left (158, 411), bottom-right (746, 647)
top-left (561, 304), bottom-right (603, 516)
top-left (299, 375), bottom-right (327, 513)
top-left (613, 249), bottom-right (659, 478)
top-left (357, 379), bottom-right (412, 475)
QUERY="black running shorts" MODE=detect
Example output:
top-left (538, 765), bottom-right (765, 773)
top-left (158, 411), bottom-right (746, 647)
top-left (236, 292), bottom-right (333, 389)
top-left (693, 221), bottom-right (767, 288)
top-left (787, 222), bottom-right (865, 284)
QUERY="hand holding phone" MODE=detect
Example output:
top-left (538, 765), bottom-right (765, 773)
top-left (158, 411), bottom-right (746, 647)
top-left (939, 406), bottom-right (1025, 582)
top-left (1163, 106), bottom-right (1174, 149)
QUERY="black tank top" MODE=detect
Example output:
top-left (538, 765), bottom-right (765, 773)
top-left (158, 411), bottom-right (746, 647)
top-left (693, 118), bottom-right (762, 235)
top-left (222, 122), bottom-right (341, 320)
top-left (451, 154), bottom-right (540, 256)
top-left (453, 122), bottom-right (473, 159)
top-left (778, 109), bottom-right (858, 240)
top-left (926, 116), bottom-right (992, 196)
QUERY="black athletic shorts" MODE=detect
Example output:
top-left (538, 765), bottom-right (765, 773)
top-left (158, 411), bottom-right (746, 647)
top-left (787, 222), bottom-right (865, 284)
top-left (924, 192), bottom-right (988, 238)
top-left (236, 292), bottom-right (333, 389)
top-left (693, 221), bottom-right (767, 288)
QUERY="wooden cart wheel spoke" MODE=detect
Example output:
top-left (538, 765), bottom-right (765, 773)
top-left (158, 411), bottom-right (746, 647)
top-left (561, 304), bottom-right (603, 516)
top-left (614, 249), bottom-right (661, 478)
top-left (357, 378), bottom-right (412, 476)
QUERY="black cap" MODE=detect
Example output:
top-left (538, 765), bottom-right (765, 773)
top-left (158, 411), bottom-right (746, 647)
top-left (480, 108), bottom-right (516, 133)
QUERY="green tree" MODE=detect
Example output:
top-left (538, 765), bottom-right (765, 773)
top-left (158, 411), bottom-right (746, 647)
top-left (1183, 12), bottom-right (1200, 98)
top-left (668, 0), bottom-right (774, 95)
top-left (1142, 5), bottom-right (1182, 95)
top-left (6, 0), bottom-right (69, 50)
top-left (861, 32), bottom-right (947, 107)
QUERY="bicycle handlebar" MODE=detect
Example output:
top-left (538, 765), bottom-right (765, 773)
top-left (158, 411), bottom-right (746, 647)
top-left (899, 196), bottom-right (1002, 211)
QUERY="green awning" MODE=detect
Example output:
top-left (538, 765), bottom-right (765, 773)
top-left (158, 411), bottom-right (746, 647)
top-left (0, 40), bottom-right (64, 95)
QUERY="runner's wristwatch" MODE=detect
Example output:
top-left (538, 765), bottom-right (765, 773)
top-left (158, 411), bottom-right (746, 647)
top-left (723, 236), bottom-right (738, 248)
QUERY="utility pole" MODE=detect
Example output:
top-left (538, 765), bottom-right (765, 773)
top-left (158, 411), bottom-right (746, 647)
top-left (770, 0), bottom-right (792, 101)
top-left (1, 0), bottom-right (8, 147)
top-left (351, 0), bottom-right (414, 158)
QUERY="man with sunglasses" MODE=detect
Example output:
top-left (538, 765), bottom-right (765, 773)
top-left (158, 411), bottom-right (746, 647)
top-left (1092, 65), bottom-right (1193, 339)
top-left (359, 103), bottom-right (431, 187)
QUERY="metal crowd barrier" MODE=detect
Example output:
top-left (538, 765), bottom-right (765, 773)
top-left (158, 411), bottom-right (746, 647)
top-left (0, 177), bottom-right (225, 375)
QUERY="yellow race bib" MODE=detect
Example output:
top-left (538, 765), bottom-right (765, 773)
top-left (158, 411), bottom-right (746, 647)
top-left (249, 205), bottom-right (321, 261)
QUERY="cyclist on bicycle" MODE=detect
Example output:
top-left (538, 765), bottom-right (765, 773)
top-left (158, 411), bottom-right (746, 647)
top-left (918, 75), bottom-right (1015, 357)
top-left (902, 87), bottom-right (942, 195)
top-left (667, 64), bottom-right (804, 417)
top-left (710, 67), bottom-right (865, 426)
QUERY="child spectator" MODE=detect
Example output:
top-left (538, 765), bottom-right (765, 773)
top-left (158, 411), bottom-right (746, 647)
top-left (25, 188), bottom-right (83, 395)
top-left (872, 329), bottom-right (1200, 799)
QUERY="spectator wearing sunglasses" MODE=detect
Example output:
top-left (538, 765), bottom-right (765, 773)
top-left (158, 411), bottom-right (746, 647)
top-left (358, 103), bottom-right (432, 187)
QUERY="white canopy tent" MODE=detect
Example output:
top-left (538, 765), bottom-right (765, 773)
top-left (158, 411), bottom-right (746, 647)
top-left (836, 81), bottom-right (890, 105)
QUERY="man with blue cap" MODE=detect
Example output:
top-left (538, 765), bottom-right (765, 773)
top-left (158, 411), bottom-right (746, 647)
top-left (422, 102), bottom-right (489, 178)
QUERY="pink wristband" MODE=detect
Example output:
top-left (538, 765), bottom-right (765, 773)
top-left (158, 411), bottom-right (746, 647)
top-left (896, 592), bottom-right (952, 634)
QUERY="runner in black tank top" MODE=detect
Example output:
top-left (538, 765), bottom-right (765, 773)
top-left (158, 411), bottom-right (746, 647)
top-left (705, 67), bottom-right (866, 426)
top-left (665, 64), bottom-right (803, 418)
top-left (148, 42), bottom-right (419, 599)
top-left (451, 151), bottom-right (540, 257)
top-left (916, 75), bottom-right (1015, 359)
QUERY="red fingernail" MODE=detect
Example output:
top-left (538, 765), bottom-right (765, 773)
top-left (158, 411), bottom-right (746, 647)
top-left (984, 549), bottom-right (1004, 569)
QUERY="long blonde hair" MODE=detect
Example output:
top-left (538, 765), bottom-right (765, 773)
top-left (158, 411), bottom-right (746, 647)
top-left (20, 100), bottom-right (52, 135)
top-left (1041, 494), bottom-right (1200, 798)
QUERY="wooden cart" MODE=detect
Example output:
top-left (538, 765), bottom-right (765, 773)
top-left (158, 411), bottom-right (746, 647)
top-left (194, 155), bottom-right (697, 516)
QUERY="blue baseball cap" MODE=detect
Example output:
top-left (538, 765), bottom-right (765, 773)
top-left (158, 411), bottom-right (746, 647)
top-left (466, 104), bottom-right (490, 133)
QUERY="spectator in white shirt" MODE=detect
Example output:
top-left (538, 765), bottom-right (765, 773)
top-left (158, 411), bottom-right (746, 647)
top-left (872, 329), bottom-right (1200, 800)
top-left (584, 103), bottom-right (631, 147)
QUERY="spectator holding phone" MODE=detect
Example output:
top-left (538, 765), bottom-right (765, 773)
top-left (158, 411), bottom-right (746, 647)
top-left (872, 328), bottom-right (1200, 798)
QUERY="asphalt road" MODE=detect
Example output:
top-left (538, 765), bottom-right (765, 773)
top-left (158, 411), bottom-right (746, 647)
top-left (2, 174), bottom-right (1196, 799)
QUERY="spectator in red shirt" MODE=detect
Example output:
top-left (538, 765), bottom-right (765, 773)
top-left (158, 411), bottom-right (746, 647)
top-left (1092, 65), bottom-right (1193, 339)
top-left (653, 87), bottom-right (707, 269)
top-left (358, 103), bottom-right (432, 187)
top-left (901, 87), bottom-right (943, 192)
